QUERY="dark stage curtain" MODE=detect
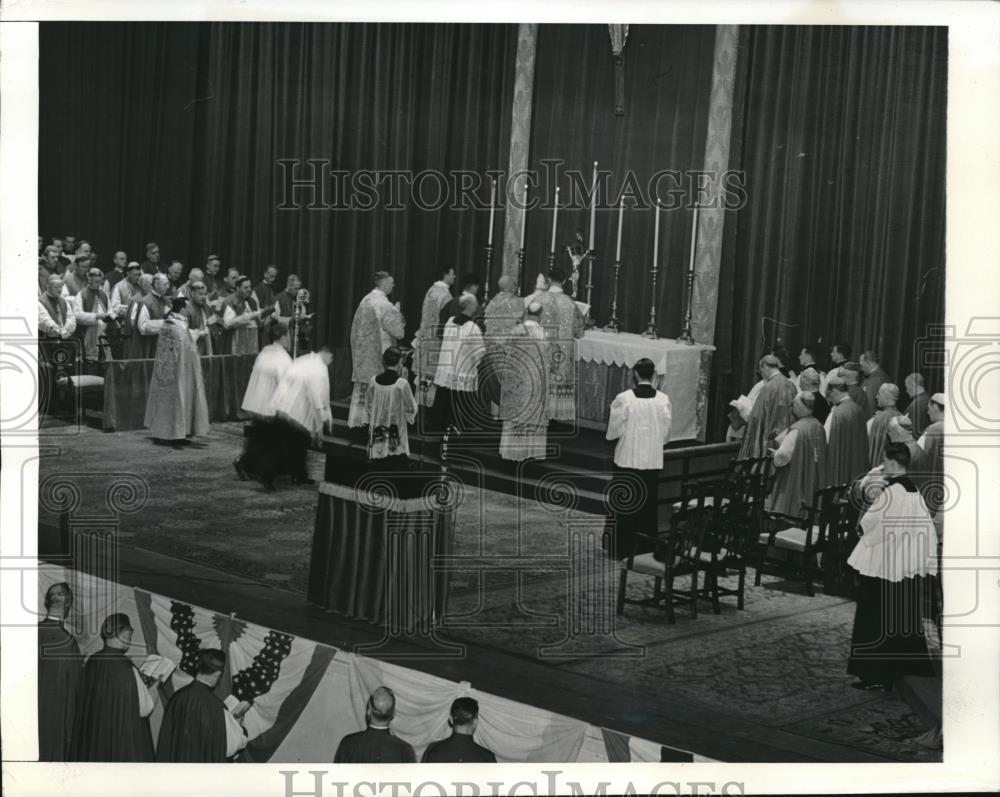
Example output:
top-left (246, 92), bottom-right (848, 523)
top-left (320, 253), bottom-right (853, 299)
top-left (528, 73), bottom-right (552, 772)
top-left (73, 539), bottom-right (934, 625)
top-left (710, 26), bottom-right (947, 440)
top-left (527, 25), bottom-right (716, 333)
top-left (40, 23), bottom-right (518, 391)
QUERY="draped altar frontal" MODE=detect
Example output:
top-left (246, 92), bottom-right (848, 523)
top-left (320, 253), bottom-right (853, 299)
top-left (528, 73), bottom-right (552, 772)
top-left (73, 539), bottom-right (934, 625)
top-left (576, 331), bottom-right (714, 441)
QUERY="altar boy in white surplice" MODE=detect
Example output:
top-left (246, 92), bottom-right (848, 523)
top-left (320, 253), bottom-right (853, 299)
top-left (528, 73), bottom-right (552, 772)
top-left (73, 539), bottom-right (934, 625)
top-left (348, 271), bottom-right (406, 428)
top-left (604, 358), bottom-right (673, 559)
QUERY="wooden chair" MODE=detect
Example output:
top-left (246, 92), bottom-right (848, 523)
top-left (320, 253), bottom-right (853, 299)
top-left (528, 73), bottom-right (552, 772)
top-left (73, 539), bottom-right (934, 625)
top-left (616, 505), bottom-right (719, 624)
top-left (756, 484), bottom-right (850, 596)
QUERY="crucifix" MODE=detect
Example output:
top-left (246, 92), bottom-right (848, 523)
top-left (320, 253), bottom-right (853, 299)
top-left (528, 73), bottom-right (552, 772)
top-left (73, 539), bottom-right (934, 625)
top-left (608, 24), bottom-right (629, 116)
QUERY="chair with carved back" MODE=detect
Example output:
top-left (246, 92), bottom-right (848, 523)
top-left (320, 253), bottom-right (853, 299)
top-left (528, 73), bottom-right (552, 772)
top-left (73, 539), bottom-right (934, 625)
top-left (756, 483), bottom-right (850, 595)
top-left (617, 505), bottom-right (719, 624)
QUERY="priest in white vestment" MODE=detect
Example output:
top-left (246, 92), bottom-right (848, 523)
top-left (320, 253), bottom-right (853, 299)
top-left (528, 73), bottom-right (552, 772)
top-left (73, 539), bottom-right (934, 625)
top-left (433, 294), bottom-right (486, 433)
top-left (348, 271), bottom-right (406, 427)
top-left (533, 267), bottom-right (585, 420)
top-left (605, 358), bottom-right (673, 558)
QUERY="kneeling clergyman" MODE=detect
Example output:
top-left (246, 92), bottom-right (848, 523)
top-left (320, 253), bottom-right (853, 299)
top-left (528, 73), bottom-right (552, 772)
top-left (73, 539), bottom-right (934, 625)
top-left (144, 297), bottom-right (210, 448)
top-left (156, 649), bottom-right (249, 762)
top-left (605, 358), bottom-right (673, 559)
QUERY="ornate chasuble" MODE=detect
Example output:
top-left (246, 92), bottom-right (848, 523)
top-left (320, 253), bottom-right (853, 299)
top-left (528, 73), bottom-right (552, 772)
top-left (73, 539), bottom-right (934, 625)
top-left (768, 416), bottom-right (828, 519)
top-left (738, 373), bottom-right (796, 459)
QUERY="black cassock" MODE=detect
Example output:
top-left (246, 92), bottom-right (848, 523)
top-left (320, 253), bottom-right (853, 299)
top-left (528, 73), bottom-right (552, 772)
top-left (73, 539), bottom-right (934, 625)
top-left (70, 647), bottom-right (155, 762)
top-left (156, 681), bottom-right (228, 762)
top-left (37, 619), bottom-right (82, 761)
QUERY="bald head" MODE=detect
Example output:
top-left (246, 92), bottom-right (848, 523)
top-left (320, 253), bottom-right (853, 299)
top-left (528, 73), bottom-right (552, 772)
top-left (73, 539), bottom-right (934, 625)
top-left (497, 275), bottom-right (515, 295)
top-left (799, 367), bottom-right (821, 391)
top-left (888, 414), bottom-right (914, 443)
top-left (526, 300), bottom-right (542, 318)
top-left (187, 268), bottom-right (204, 283)
top-left (368, 686), bottom-right (396, 726)
top-left (458, 294), bottom-right (478, 316)
top-left (877, 382), bottom-right (900, 409)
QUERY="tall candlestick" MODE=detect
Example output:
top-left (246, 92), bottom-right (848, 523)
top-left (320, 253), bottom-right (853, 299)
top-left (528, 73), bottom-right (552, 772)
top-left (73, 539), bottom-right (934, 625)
top-left (549, 186), bottom-right (560, 253)
top-left (688, 202), bottom-right (699, 275)
top-left (519, 183), bottom-right (528, 251)
top-left (677, 203), bottom-right (699, 345)
top-left (487, 178), bottom-right (496, 245)
top-left (615, 197), bottom-right (624, 261)
top-left (653, 200), bottom-right (661, 270)
top-left (643, 202), bottom-right (662, 339)
top-left (588, 161), bottom-right (597, 252)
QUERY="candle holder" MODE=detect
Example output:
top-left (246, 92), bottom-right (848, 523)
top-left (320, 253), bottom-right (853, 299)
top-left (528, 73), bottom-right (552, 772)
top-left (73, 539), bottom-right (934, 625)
top-left (483, 243), bottom-right (494, 302)
top-left (641, 260), bottom-right (659, 339)
top-left (547, 250), bottom-right (556, 276)
top-left (517, 247), bottom-right (526, 281)
top-left (676, 267), bottom-right (695, 345)
top-left (603, 260), bottom-right (623, 333)
top-left (583, 250), bottom-right (596, 328)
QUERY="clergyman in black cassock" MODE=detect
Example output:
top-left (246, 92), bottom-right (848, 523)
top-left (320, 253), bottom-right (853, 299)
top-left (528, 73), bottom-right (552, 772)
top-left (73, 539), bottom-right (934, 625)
top-left (157, 648), bottom-right (248, 762)
top-left (421, 697), bottom-right (497, 763)
top-left (70, 613), bottom-right (156, 762)
top-left (37, 582), bottom-right (82, 761)
top-left (334, 686), bottom-right (416, 763)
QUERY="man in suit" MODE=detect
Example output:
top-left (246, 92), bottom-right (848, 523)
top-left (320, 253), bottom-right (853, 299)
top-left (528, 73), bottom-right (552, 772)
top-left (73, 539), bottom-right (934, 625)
top-left (334, 686), bottom-right (415, 763)
top-left (38, 582), bottom-right (82, 761)
top-left (421, 697), bottom-right (497, 763)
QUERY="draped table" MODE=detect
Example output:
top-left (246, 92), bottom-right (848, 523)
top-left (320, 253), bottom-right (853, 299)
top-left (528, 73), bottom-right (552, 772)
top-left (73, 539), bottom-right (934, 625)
top-left (102, 353), bottom-right (258, 431)
top-left (575, 331), bottom-right (715, 441)
top-left (308, 475), bottom-right (456, 627)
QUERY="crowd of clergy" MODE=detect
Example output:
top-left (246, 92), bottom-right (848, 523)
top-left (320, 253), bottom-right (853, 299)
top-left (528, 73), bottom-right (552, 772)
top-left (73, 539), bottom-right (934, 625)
top-left (38, 583), bottom-right (497, 762)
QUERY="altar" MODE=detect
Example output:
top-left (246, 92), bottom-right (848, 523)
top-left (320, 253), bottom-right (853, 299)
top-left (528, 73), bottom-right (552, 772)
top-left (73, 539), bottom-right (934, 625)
top-left (575, 330), bottom-right (714, 441)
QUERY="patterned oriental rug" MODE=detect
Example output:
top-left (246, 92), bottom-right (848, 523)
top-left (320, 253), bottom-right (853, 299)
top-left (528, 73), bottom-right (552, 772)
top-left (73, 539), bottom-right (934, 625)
top-left (38, 420), bottom-right (940, 763)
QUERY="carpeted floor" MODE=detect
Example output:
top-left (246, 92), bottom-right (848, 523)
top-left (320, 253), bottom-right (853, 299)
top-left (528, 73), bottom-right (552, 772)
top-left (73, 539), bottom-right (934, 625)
top-left (38, 419), bottom-right (942, 762)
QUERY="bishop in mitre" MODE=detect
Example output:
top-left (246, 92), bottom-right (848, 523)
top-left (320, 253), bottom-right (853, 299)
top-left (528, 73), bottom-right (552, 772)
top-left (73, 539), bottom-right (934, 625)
top-left (348, 271), bottom-right (406, 427)
top-left (532, 266), bottom-right (585, 420)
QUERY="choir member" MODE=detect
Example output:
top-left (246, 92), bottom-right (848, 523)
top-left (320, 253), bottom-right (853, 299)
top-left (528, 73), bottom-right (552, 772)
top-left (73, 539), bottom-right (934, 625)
top-left (166, 260), bottom-right (184, 295)
top-left (136, 273), bottom-right (172, 359)
top-left (824, 374), bottom-right (869, 486)
top-left (176, 267), bottom-right (204, 299)
top-left (38, 583), bottom-right (81, 761)
top-left (766, 391), bottom-right (827, 519)
top-left (348, 271), bottom-right (405, 427)
top-left (273, 273), bottom-right (313, 352)
top-left (203, 254), bottom-right (222, 295)
top-left (605, 358), bottom-right (672, 558)
top-left (70, 613), bottom-right (158, 762)
top-left (860, 350), bottom-right (892, 412)
top-left (253, 264), bottom-right (280, 346)
top-left (533, 267), bottom-right (585, 421)
top-left (236, 322), bottom-right (292, 481)
top-left (61, 259), bottom-right (84, 296)
top-left (144, 297), bottom-right (210, 448)
top-left (140, 241), bottom-right (161, 275)
top-left (38, 275), bottom-right (76, 339)
top-left (334, 686), bottom-right (416, 764)
top-left (796, 346), bottom-right (825, 389)
top-left (71, 266), bottom-right (114, 370)
top-left (109, 262), bottom-right (142, 315)
top-left (269, 347), bottom-right (334, 488)
top-left (365, 346), bottom-right (417, 467)
top-left (421, 698), bottom-right (497, 763)
top-left (156, 649), bottom-right (249, 762)
top-left (219, 275), bottom-right (272, 355)
top-left (498, 301), bottom-right (548, 462)
top-left (903, 372), bottom-right (932, 438)
top-left (121, 273), bottom-right (154, 360)
top-left (433, 294), bottom-right (486, 433)
top-left (867, 383), bottom-right (902, 467)
top-left (413, 266), bottom-right (455, 407)
top-left (103, 250), bottom-right (129, 294)
top-left (183, 281), bottom-right (216, 356)
top-left (738, 353), bottom-right (796, 459)
top-left (39, 245), bottom-right (65, 293)
top-left (846, 443), bottom-right (937, 691)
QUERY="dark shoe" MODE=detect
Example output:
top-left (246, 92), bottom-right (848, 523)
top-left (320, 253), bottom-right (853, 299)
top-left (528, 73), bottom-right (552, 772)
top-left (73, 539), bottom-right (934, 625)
top-left (258, 478), bottom-right (276, 492)
top-left (850, 681), bottom-right (891, 691)
top-left (233, 457), bottom-right (250, 481)
top-left (291, 475), bottom-right (316, 486)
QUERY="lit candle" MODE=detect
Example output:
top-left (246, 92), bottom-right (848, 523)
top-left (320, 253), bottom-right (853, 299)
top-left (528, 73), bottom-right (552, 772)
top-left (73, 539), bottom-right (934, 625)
top-left (615, 197), bottom-right (624, 262)
top-left (588, 161), bottom-right (598, 251)
top-left (487, 179), bottom-right (496, 245)
top-left (519, 182), bottom-right (528, 251)
top-left (550, 186), bottom-right (560, 253)
top-left (653, 201), bottom-right (661, 271)
top-left (688, 203), bottom-right (699, 275)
